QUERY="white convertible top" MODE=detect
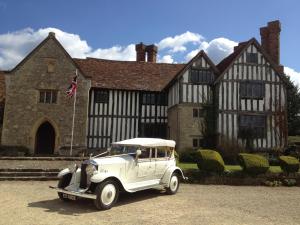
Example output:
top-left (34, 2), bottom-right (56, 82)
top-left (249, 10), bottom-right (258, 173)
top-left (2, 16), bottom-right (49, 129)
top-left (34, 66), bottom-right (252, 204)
top-left (112, 138), bottom-right (176, 148)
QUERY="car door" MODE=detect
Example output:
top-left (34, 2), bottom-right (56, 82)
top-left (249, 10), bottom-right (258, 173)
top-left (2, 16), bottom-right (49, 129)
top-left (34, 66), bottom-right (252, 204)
top-left (154, 148), bottom-right (169, 179)
top-left (136, 148), bottom-right (155, 180)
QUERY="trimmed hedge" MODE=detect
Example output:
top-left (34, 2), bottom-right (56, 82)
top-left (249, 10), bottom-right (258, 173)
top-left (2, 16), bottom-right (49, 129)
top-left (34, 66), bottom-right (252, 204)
top-left (179, 150), bottom-right (198, 163)
top-left (279, 156), bottom-right (300, 173)
top-left (238, 153), bottom-right (269, 175)
top-left (195, 149), bottom-right (225, 173)
top-left (174, 151), bottom-right (179, 164)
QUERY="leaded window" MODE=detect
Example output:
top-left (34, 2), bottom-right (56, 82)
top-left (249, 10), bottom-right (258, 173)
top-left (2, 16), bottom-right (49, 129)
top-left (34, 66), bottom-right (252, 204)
top-left (140, 123), bottom-right (167, 139)
top-left (94, 90), bottom-right (109, 103)
top-left (189, 69), bottom-right (214, 84)
top-left (240, 81), bottom-right (265, 99)
top-left (39, 90), bottom-right (57, 104)
top-left (246, 53), bottom-right (258, 64)
top-left (192, 138), bottom-right (204, 148)
top-left (239, 115), bottom-right (266, 138)
top-left (142, 92), bottom-right (167, 105)
top-left (193, 108), bottom-right (204, 118)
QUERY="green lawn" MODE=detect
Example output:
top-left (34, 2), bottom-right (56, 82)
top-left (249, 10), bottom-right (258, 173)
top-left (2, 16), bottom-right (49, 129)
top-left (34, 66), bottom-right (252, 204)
top-left (178, 162), bottom-right (283, 173)
top-left (288, 135), bottom-right (300, 144)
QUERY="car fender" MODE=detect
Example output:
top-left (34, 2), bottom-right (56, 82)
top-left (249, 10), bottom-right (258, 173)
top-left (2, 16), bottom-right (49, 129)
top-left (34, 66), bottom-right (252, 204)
top-left (161, 166), bottom-right (186, 187)
top-left (90, 172), bottom-right (126, 188)
top-left (57, 168), bottom-right (71, 178)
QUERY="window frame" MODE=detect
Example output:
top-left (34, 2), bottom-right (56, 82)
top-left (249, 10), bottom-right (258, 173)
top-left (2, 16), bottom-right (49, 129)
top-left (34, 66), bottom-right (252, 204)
top-left (238, 114), bottom-right (266, 138)
top-left (192, 138), bottom-right (204, 148)
top-left (189, 68), bottom-right (214, 84)
top-left (240, 81), bottom-right (265, 99)
top-left (141, 92), bottom-right (167, 106)
top-left (193, 108), bottom-right (204, 118)
top-left (94, 90), bottom-right (109, 103)
top-left (39, 90), bottom-right (58, 104)
top-left (246, 53), bottom-right (258, 64)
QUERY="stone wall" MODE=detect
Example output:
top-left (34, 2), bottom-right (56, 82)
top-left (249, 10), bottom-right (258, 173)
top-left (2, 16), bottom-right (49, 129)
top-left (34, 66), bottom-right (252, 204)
top-left (1, 34), bottom-right (91, 154)
top-left (168, 103), bottom-right (204, 152)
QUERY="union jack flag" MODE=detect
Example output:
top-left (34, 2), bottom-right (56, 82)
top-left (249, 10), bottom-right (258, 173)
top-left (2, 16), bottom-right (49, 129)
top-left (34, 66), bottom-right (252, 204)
top-left (66, 75), bottom-right (78, 98)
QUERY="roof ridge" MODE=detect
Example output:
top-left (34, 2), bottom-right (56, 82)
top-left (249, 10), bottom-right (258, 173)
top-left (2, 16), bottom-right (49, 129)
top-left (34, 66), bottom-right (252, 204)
top-left (73, 57), bottom-right (185, 65)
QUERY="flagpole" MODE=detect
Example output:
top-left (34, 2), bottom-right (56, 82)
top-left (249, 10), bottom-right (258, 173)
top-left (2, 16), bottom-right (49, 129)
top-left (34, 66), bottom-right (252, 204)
top-left (70, 69), bottom-right (78, 156)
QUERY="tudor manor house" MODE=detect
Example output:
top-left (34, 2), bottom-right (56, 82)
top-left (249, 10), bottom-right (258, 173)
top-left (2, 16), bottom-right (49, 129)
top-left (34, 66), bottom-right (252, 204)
top-left (0, 21), bottom-right (288, 155)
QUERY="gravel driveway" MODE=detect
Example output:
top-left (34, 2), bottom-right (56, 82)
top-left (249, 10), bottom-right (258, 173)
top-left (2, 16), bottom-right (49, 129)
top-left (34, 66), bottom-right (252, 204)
top-left (0, 181), bottom-right (299, 225)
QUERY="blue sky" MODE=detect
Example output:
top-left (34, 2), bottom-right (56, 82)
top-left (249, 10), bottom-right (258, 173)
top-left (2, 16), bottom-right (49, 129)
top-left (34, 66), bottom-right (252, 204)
top-left (0, 0), bottom-right (299, 82)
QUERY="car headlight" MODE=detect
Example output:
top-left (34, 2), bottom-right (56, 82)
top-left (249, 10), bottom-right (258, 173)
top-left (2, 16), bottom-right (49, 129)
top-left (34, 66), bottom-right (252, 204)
top-left (67, 163), bottom-right (77, 173)
top-left (86, 164), bottom-right (97, 176)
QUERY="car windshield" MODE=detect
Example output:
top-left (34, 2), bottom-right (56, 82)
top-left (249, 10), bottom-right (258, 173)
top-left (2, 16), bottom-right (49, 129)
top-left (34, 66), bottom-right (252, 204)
top-left (110, 145), bottom-right (138, 156)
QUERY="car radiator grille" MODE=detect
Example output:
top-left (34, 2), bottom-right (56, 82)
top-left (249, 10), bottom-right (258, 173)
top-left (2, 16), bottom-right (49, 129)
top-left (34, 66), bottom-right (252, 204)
top-left (80, 164), bottom-right (88, 188)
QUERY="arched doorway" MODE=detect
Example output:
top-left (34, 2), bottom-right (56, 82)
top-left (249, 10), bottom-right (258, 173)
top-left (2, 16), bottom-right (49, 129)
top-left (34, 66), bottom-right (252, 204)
top-left (35, 121), bottom-right (55, 155)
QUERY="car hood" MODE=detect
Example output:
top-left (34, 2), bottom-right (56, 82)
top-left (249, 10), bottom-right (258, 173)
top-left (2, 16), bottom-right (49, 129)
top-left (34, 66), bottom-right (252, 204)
top-left (83, 154), bottom-right (134, 166)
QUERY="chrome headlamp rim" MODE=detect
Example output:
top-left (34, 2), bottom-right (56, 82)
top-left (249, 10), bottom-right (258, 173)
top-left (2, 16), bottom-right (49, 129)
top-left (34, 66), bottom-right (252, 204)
top-left (86, 164), bottom-right (97, 176)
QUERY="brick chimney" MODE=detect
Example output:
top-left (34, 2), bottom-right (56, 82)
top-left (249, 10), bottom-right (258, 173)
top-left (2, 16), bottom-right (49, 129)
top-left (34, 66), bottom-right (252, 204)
top-left (146, 44), bottom-right (158, 63)
top-left (135, 43), bottom-right (146, 62)
top-left (135, 43), bottom-right (158, 63)
top-left (260, 20), bottom-right (281, 65)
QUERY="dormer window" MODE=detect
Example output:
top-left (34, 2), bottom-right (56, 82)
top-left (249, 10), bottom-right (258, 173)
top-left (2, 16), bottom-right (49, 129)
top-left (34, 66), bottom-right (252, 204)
top-left (246, 53), bottom-right (258, 64)
top-left (189, 69), bottom-right (214, 84)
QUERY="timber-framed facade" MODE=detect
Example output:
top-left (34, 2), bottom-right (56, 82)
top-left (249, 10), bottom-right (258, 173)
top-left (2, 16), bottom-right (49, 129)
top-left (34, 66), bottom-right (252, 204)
top-left (0, 21), bottom-right (288, 154)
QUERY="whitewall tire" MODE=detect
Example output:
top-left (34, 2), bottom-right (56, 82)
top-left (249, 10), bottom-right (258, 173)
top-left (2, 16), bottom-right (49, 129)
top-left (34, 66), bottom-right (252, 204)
top-left (166, 172), bottom-right (180, 195)
top-left (94, 180), bottom-right (119, 210)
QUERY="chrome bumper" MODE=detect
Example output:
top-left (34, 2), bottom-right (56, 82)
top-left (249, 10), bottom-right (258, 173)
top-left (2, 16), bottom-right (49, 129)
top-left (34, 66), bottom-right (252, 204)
top-left (49, 186), bottom-right (96, 200)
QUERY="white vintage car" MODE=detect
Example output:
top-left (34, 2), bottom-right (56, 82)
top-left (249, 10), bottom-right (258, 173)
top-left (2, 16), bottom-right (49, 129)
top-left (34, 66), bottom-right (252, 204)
top-left (50, 138), bottom-right (186, 210)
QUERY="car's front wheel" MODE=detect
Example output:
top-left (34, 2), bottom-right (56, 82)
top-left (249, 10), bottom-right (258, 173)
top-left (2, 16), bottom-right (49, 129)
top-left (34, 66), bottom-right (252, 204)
top-left (94, 180), bottom-right (119, 210)
top-left (166, 172), bottom-right (180, 195)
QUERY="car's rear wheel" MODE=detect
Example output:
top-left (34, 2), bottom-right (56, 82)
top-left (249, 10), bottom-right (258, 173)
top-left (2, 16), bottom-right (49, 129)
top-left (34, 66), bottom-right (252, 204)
top-left (166, 172), bottom-right (180, 195)
top-left (57, 173), bottom-right (72, 201)
top-left (94, 180), bottom-right (119, 210)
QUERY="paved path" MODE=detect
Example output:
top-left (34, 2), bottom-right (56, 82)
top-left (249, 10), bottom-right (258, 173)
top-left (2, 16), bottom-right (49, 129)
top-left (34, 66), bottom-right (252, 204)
top-left (0, 182), bottom-right (299, 225)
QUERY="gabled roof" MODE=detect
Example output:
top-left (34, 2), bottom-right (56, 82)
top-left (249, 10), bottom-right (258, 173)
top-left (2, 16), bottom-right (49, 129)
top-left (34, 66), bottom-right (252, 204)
top-left (74, 58), bottom-right (184, 92)
top-left (164, 50), bottom-right (219, 90)
top-left (215, 38), bottom-right (287, 85)
top-left (216, 40), bottom-right (250, 74)
top-left (10, 33), bottom-right (89, 79)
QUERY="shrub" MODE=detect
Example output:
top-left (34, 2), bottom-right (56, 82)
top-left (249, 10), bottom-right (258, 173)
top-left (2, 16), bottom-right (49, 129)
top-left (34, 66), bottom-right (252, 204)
top-left (279, 156), bottom-right (300, 173)
top-left (179, 150), bottom-right (198, 163)
top-left (238, 153), bottom-right (269, 175)
top-left (217, 135), bottom-right (246, 164)
top-left (174, 151), bottom-right (179, 164)
top-left (195, 149), bottom-right (225, 173)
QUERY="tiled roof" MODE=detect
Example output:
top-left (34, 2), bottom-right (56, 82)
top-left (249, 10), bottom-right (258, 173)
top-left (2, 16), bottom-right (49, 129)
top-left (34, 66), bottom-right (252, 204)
top-left (0, 71), bottom-right (5, 103)
top-left (74, 58), bottom-right (185, 92)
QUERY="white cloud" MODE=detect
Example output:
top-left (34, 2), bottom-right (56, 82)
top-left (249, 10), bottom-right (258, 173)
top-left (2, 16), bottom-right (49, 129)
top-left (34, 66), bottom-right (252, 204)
top-left (88, 44), bottom-right (136, 61)
top-left (1, 27), bottom-right (299, 86)
top-left (157, 31), bottom-right (203, 53)
top-left (159, 55), bottom-right (174, 63)
top-left (0, 27), bottom-right (134, 70)
top-left (186, 37), bottom-right (238, 64)
top-left (284, 66), bottom-right (300, 86)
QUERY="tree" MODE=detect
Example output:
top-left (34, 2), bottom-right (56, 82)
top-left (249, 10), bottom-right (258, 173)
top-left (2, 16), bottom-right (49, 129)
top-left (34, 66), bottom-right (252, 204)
top-left (286, 76), bottom-right (300, 135)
